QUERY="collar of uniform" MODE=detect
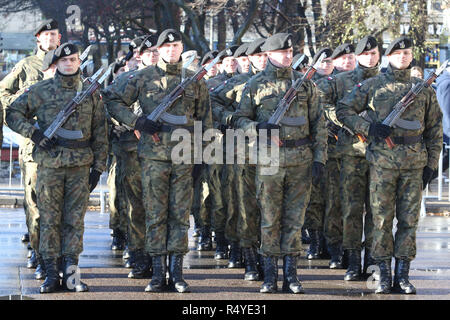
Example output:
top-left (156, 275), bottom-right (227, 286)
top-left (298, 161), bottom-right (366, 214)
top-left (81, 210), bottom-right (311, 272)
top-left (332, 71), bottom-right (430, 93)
top-left (36, 46), bottom-right (47, 60)
top-left (265, 60), bottom-right (292, 79)
top-left (387, 64), bottom-right (411, 83)
top-left (157, 58), bottom-right (182, 75)
top-left (54, 69), bottom-right (82, 89)
top-left (357, 63), bottom-right (379, 79)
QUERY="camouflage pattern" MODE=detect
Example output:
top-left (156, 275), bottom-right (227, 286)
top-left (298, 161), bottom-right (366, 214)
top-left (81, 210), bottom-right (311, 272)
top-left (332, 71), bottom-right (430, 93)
top-left (103, 59), bottom-right (212, 255)
top-left (337, 65), bottom-right (443, 261)
top-left (5, 71), bottom-right (108, 260)
top-left (106, 154), bottom-right (128, 235)
top-left (232, 61), bottom-right (327, 256)
top-left (23, 162), bottom-right (39, 252)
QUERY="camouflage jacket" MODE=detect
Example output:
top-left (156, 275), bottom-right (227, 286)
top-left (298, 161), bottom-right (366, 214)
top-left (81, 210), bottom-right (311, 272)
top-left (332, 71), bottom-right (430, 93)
top-left (336, 65), bottom-right (442, 170)
top-left (206, 72), bottom-right (234, 129)
top-left (5, 70), bottom-right (108, 172)
top-left (0, 46), bottom-right (48, 162)
top-left (232, 61), bottom-right (327, 167)
top-left (211, 67), bottom-right (258, 127)
top-left (103, 59), bottom-right (213, 162)
top-left (319, 65), bottom-right (379, 158)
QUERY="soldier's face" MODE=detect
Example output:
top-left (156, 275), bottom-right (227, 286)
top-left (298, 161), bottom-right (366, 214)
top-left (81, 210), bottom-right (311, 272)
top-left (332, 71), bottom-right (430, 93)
top-left (267, 48), bottom-right (293, 68)
top-left (203, 61), bottom-right (218, 77)
top-left (37, 30), bottom-right (61, 51)
top-left (357, 47), bottom-right (380, 68)
top-left (388, 48), bottom-right (413, 70)
top-left (317, 58), bottom-right (334, 75)
top-left (56, 53), bottom-right (81, 75)
top-left (140, 47), bottom-right (160, 66)
top-left (333, 53), bottom-right (356, 72)
top-left (249, 53), bottom-right (268, 71)
top-left (222, 57), bottom-right (238, 74)
top-left (158, 41), bottom-right (183, 64)
top-left (236, 56), bottom-right (250, 73)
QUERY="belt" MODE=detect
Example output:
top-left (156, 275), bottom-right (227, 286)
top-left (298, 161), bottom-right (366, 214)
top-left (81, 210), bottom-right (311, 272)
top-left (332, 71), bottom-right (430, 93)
top-left (390, 135), bottom-right (422, 145)
top-left (55, 138), bottom-right (91, 149)
top-left (160, 124), bottom-right (195, 133)
top-left (264, 137), bottom-right (312, 148)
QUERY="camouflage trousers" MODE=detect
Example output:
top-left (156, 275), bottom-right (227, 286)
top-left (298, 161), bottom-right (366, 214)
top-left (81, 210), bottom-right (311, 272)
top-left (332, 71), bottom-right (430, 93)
top-left (323, 157), bottom-right (343, 247)
top-left (141, 159), bottom-right (193, 256)
top-left (236, 164), bottom-right (260, 248)
top-left (257, 163), bottom-right (312, 257)
top-left (304, 171), bottom-right (326, 231)
top-left (207, 164), bottom-right (225, 233)
top-left (340, 155), bottom-right (373, 251)
top-left (22, 161), bottom-right (39, 253)
top-left (223, 164), bottom-right (238, 242)
top-left (107, 155), bottom-right (128, 235)
top-left (119, 149), bottom-right (145, 251)
top-left (37, 165), bottom-right (90, 260)
top-left (369, 165), bottom-right (422, 261)
top-left (192, 164), bottom-right (209, 229)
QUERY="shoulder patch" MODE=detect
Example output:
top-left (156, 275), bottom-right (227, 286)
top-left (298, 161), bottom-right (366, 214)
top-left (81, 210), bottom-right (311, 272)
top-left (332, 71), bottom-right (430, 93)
top-left (327, 76), bottom-right (333, 81)
top-left (129, 74), bottom-right (135, 79)
top-left (356, 82), bottom-right (362, 87)
top-left (25, 88), bottom-right (30, 92)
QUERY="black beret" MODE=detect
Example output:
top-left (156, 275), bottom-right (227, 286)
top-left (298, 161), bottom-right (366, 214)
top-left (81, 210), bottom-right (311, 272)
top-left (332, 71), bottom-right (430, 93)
top-left (139, 34), bottom-right (159, 54)
top-left (156, 29), bottom-right (182, 47)
top-left (112, 60), bottom-right (126, 74)
top-left (201, 50), bottom-right (219, 65)
top-left (312, 48), bottom-right (333, 64)
top-left (219, 45), bottom-right (240, 59)
top-left (385, 36), bottom-right (413, 55)
top-left (292, 53), bottom-right (309, 71)
top-left (34, 19), bottom-right (58, 36)
top-left (246, 38), bottom-right (266, 55)
top-left (41, 49), bottom-right (56, 71)
top-left (233, 43), bottom-right (250, 58)
top-left (129, 36), bottom-right (147, 52)
top-left (261, 33), bottom-right (293, 52)
top-left (331, 43), bottom-right (355, 59)
top-left (51, 43), bottom-right (79, 64)
top-left (355, 36), bottom-right (378, 55)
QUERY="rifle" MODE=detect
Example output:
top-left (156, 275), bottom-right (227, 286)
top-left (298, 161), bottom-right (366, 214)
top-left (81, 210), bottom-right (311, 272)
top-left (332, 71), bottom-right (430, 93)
top-left (266, 52), bottom-right (326, 146)
top-left (145, 53), bottom-right (221, 142)
top-left (383, 59), bottom-right (448, 149)
top-left (43, 65), bottom-right (113, 156)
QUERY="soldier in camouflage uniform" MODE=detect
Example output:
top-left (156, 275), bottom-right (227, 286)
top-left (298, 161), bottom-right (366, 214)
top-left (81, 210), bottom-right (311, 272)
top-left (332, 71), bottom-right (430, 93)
top-left (0, 19), bottom-right (61, 275)
top-left (104, 29), bottom-right (213, 293)
top-left (232, 33), bottom-right (327, 294)
top-left (212, 38), bottom-right (268, 278)
top-left (337, 37), bottom-right (442, 294)
top-left (304, 48), bottom-right (334, 260)
top-left (331, 36), bottom-right (381, 281)
top-left (317, 43), bottom-right (357, 269)
top-left (6, 43), bottom-right (108, 293)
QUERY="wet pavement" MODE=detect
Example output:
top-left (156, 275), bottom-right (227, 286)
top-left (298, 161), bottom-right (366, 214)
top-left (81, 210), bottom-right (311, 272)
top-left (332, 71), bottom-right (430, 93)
top-left (0, 208), bottom-right (449, 300)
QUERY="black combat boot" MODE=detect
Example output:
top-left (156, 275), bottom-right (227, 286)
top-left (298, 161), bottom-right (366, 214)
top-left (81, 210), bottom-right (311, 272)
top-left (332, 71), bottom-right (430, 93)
top-left (306, 230), bottom-right (320, 260)
top-left (21, 232), bottom-right (30, 243)
top-left (145, 255), bottom-right (167, 292)
top-left (61, 256), bottom-right (89, 292)
top-left (328, 244), bottom-right (344, 269)
top-left (111, 228), bottom-right (126, 250)
top-left (282, 255), bottom-right (304, 294)
top-left (375, 259), bottom-right (392, 294)
top-left (319, 234), bottom-right (330, 259)
top-left (35, 253), bottom-right (46, 280)
top-left (124, 250), bottom-right (137, 268)
top-left (168, 254), bottom-right (190, 293)
top-left (192, 222), bottom-right (201, 238)
top-left (27, 249), bottom-right (38, 269)
top-left (123, 246), bottom-right (130, 260)
top-left (301, 227), bottom-right (311, 244)
top-left (128, 249), bottom-right (153, 279)
top-left (392, 259), bottom-right (416, 294)
top-left (197, 225), bottom-right (212, 251)
top-left (257, 254), bottom-right (264, 280)
top-left (260, 256), bottom-right (278, 293)
top-left (363, 247), bottom-right (376, 276)
top-left (243, 247), bottom-right (259, 281)
top-left (214, 232), bottom-right (228, 260)
top-left (227, 241), bottom-right (242, 268)
top-left (344, 249), bottom-right (362, 281)
top-left (39, 258), bottom-right (61, 293)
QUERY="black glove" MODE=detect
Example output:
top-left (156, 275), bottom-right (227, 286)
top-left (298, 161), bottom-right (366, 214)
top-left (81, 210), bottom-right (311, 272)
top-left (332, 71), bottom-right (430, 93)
top-left (368, 122), bottom-right (392, 141)
top-left (134, 116), bottom-right (162, 135)
top-left (219, 124), bottom-right (229, 135)
top-left (312, 161), bottom-right (325, 186)
top-left (88, 169), bottom-right (102, 192)
top-left (422, 166), bottom-right (434, 190)
top-left (31, 130), bottom-right (56, 151)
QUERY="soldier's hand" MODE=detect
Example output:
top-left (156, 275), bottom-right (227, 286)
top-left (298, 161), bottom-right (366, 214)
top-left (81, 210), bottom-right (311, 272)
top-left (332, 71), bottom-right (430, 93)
top-left (256, 121), bottom-right (281, 132)
top-left (368, 122), bottom-right (392, 141)
top-left (422, 166), bottom-right (435, 190)
top-left (134, 116), bottom-right (162, 135)
top-left (88, 169), bottom-right (102, 192)
top-left (219, 124), bottom-right (229, 135)
top-left (30, 130), bottom-right (56, 151)
top-left (112, 125), bottom-right (128, 136)
top-left (312, 161), bottom-right (325, 186)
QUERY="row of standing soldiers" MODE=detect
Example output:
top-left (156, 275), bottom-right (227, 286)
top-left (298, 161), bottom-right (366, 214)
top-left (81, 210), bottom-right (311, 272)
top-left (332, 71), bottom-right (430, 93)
top-left (0, 18), bottom-right (443, 295)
